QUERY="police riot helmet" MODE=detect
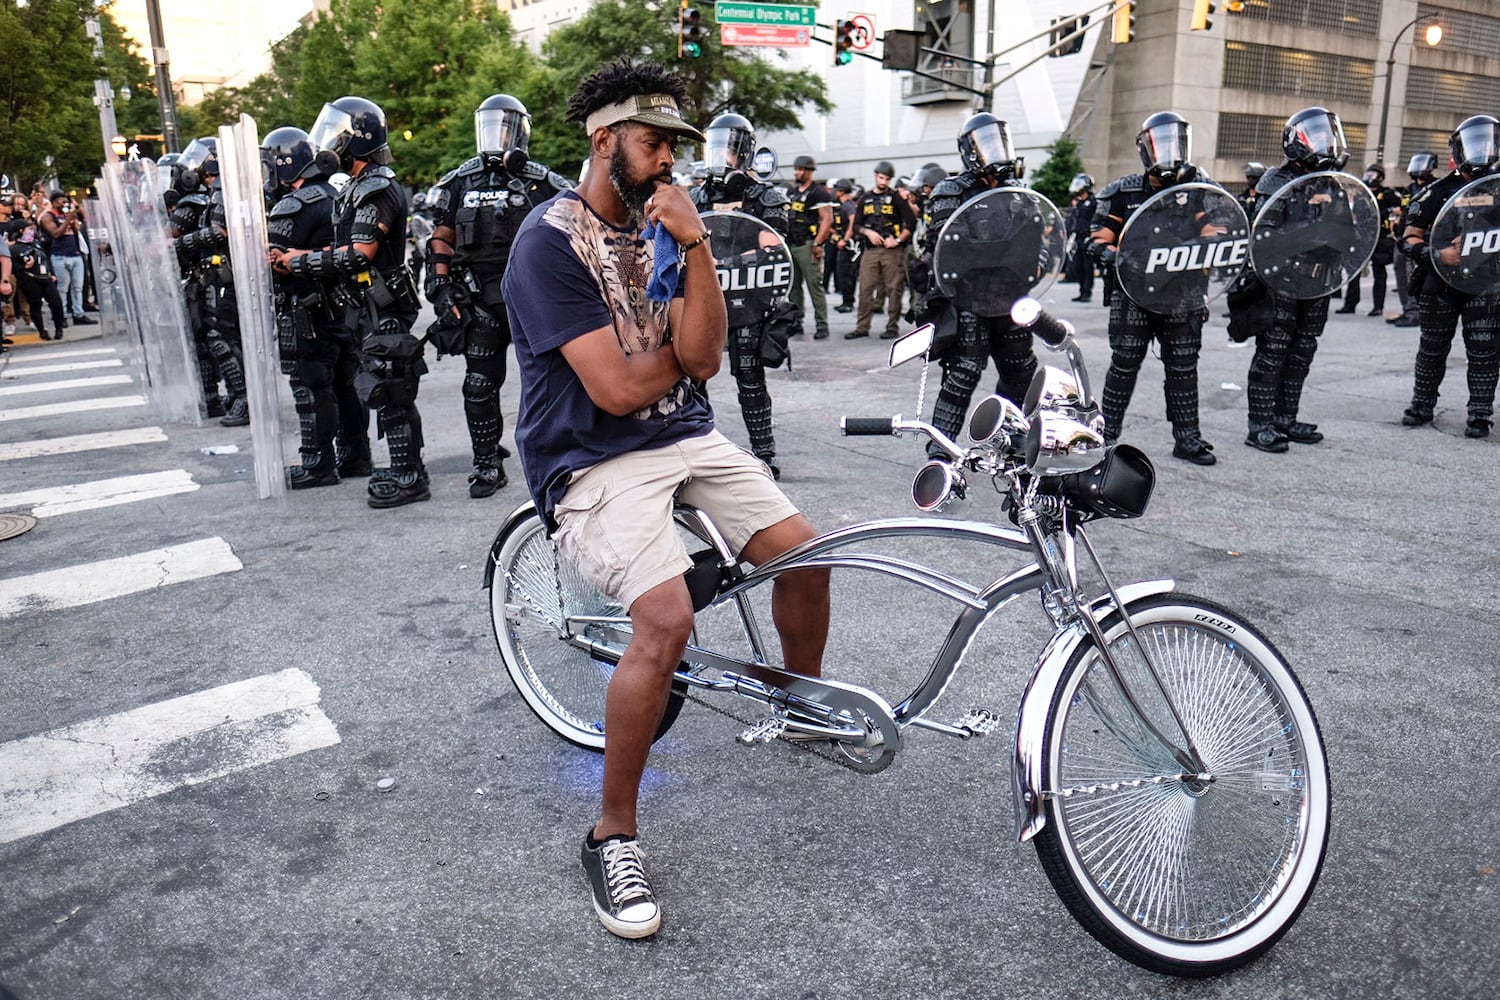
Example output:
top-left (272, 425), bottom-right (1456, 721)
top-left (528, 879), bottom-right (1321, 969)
top-left (310, 96), bottom-right (392, 170)
top-left (958, 113), bottom-right (1020, 180)
top-left (1362, 163), bottom-right (1385, 185)
top-left (704, 113), bottom-right (756, 177)
top-left (1282, 107), bottom-right (1349, 171)
top-left (177, 137), bottom-right (219, 190)
top-left (476, 94), bottom-right (531, 162)
top-left (919, 165), bottom-right (948, 191)
top-left (262, 126), bottom-right (319, 185)
top-left (1136, 111), bottom-right (1191, 181)
top-left (1068, 172), bottom-right (1094, 195)
top-left (155, 152), bottom-right (182, 197)
top-left (1407, 151), bottom-right (1438, 182)
top-left (1449, 115), bottom-right (1500, 176)
top-left (1243, 160), bottom-right (1266, 182)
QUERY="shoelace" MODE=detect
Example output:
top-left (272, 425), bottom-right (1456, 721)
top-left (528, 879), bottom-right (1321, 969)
top-left (600, 840), bottom-right (652, 904)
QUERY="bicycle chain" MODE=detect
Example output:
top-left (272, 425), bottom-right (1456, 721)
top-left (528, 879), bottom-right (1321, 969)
top-left (681, 688), bottom-right (895, 774)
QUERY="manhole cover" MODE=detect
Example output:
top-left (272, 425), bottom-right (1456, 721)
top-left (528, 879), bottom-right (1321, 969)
top-left (0, 513), bottom-right (37, 541)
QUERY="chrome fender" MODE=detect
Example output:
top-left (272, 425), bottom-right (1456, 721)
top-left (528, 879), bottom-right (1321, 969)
top-left (483, 502), bottom-right (540, 590)
top-left (1010, 579), bottom-right (1176, 843)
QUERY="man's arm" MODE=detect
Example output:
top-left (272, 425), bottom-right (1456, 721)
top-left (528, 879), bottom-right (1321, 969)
top-left (38, 212), bottom-right (65, 239)
top-left (558, 326), bottom-right (689, 417)
top-left (647, 183), bottom-right (726, 381)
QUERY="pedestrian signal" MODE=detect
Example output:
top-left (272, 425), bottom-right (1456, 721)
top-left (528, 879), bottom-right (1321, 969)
top-left (835, 20), bottom-right (856, 66)
top-left (676, 5), bottom-right (704, 59)
top-left (1191, 0), bottom-right (1216, 31)
top-left (1111, 2), bottom-right (1136, 44)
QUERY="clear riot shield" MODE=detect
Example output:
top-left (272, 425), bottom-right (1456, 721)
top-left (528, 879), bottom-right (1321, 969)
top-left (94, 158), bottom-right (202, 425)
top-left (1427, 173), bottom-right (1500, 296)
top-left (932, 187), bottom-right (1066, 317)
top-left (85, 195), bottom-right (131, 344)
top-left (219, 114), bottom-right (288, 501)
top-left (1250, 171), bottom-right (1380, 300)
top-left (1114, 182), bottom-right (1249, 315)
top-left (701, 210), bottom-right (793, 328)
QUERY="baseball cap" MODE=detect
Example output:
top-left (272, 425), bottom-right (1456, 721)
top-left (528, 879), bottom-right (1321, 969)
top-left (583, 93), bottom-right (707, 143)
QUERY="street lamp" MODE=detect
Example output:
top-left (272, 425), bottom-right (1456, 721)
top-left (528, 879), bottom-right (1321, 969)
top-left (1375, 13), bottom-right (1443, 169)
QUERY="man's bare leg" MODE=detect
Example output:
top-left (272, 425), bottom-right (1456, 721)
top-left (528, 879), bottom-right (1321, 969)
top-left (594, 577), bottom-right (695, 840)
top-left (741, 514), bottom-right (830, 679)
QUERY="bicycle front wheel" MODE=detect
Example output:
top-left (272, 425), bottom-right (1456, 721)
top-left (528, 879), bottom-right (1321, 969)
top-left (1034, 593), bottom-right (1330, 977)
top-left (488, 508), bottom-right (684, 751)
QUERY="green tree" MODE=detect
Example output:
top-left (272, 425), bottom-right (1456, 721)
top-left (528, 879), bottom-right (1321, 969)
top-left (529, 0), bottom-right (832, 172)
top-left (1029, 135), bottom-right (1084, 208)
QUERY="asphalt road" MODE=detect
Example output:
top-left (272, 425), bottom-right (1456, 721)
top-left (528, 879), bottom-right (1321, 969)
top-left (2, 280), bottom-right (1497, 999)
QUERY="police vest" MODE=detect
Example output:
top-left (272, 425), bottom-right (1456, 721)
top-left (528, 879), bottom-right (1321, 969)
top-left (858, 190), bottom-right (905, 245)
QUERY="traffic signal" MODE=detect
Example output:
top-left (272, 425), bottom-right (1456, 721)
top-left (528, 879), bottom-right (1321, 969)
top-left (1191, 0), bottom-right (1216, 31)
top-left (1225, 1), bottom-right (1246, 11)
top-left (676, 4), bottom-right (704, 59)
top-left (1048, 15), bottom-right (1090, 58)
top-left (1111, 2), bottom-right (1136, 44)
top-left (835, 19), bottom-right (855, 66)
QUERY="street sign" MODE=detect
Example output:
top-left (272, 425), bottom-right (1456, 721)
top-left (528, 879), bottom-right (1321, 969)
top-left (850, 13), bottom-right (876, 50)
top-left (715, 2), bottom-right (816, 27)
top-left (722, 23), bottom-right (812, 47)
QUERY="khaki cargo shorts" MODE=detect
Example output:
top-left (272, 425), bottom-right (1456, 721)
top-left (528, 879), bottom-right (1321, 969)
top-left (551, 430), bottom-right (799, 611)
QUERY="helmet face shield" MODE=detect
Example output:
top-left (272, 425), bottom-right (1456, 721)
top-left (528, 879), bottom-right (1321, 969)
top-left (157, 161), bottom-right (176, 195)
top-left (1138, 120), bottom-right (1190, 173)
top-left (1452, 118), bottom-right (1500, 172)
top-left (476, 107), bottom-right (530, 158)
top-left (309, 104), bottom-right (355, 158)
top-left (1290, 113), bottom-right (1347, 167)
top-left (1407, 152), bottom-right (1438, 179)
top-left (705, 125), bottom-right (754, 176)
top-left (964, 121), bottom-right (1016, 174)
top-left (179, 139), bottom-right (214, 174)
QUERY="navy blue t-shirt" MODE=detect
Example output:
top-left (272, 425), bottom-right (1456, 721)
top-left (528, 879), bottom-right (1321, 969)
top-left (502, 191), bottom-right (713, 526)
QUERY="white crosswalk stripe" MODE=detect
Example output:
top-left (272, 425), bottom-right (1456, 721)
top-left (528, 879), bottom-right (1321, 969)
top-left (0, 469), bottom-right (199, 516)
top-left (0, 426), bottom-right (168, 462)
top-left (0, 393), bottom-right (148, 422)
top-left (0, 668), bottom-right (342, 844)
top-left (0, 536), bottom-right (242, 618)
top-left (0, 374), bottom-right (134, 397)
top-left (0, 358), bottom-right (127, 378)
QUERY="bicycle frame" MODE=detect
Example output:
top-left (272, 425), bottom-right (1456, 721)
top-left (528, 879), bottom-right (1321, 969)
top-left (484, 500), bottom-right (1174, 843)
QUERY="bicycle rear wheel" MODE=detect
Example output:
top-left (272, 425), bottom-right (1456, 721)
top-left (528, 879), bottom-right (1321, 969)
top-left (488, 508), bottom-right (684, 751)
top-left (1034, 593), bottom-right (1330, 976)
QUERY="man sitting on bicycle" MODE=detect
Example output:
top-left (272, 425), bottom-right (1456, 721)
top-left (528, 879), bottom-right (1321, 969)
top-left (502, 59), bottom-right (831, 941)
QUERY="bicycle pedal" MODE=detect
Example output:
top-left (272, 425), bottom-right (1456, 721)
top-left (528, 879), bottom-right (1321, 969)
top-left (956, 708), bottom-right (1001, 737)
top-left (737, 717), bottom-right (787, 745)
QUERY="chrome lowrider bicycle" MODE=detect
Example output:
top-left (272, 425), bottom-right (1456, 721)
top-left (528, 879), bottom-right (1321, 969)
top-left (485, 290), bottom-right (1329, 976)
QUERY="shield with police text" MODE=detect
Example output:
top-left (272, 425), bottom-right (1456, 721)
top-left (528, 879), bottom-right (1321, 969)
top-left (1250, 170), bottom-right (1379, 300)
top-left (932, 187), bottom-right (1066, 317)
top-left (1114, 182), bottom-right (1249, 315)
top-left (1427, 173), bottom-right (1500, 296)
top-left (701, 210), bottom-right (794, 329)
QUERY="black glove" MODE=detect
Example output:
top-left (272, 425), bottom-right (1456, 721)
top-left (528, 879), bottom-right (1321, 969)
top-left (432, 281), bottom-right (470, 319)
top-left (1398, 239), bottom-right (1427, 262)
top-left (1087, 242), bottom-right (1117, 269)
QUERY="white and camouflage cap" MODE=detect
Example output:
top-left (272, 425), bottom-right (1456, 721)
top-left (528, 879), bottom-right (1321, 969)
top-left (583, 93), bottom-right (707, 143)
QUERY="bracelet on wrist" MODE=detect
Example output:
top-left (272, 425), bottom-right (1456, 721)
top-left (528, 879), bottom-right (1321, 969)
top-left (679, 231), bottom-right (711, 254)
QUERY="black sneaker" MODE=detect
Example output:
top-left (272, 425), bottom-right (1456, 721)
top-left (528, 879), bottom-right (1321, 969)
top-left (581, 831), bottom-right (661, 939)
top-left (72, 315), bottom-right (97, 325)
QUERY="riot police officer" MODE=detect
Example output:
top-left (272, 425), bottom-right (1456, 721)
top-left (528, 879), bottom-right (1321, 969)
top-left (264, 125), bottom-right (369, 488)
top-left (1337, 164), bottom-right (1401, 317)
top-left (425, 94), bottom-right (571, 498)
top-left (1398, 114), bottom-right (1500, 438)
top-left (272, 96), bottom-right (428, 508)
top-left (168, 139), bottom-right (225, 419)
top-left (1088, 111), bottom-right (1220, 465)
top-left (1241, 107), bottom-right (1351, 452)
top-left (690, 112), bottom-right (792, 477)
top-left (917, 113), bottom-right (1038, 451)
top-left (1392, 151), bottom-right (1438, 327)
top-left (1238, 161), bottom-right (1266, 220)
top-left (1065, 172), bottom-right (1096, 302)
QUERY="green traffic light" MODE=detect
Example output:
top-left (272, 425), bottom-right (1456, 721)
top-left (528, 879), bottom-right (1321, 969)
top-left (685, 41), bottom-right (702, 58)
top-left (837, 50), bottom-right (852, 65)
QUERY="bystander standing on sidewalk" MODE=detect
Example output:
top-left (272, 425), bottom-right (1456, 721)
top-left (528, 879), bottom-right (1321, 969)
top-left (38, 192), bottom-right (95, 329)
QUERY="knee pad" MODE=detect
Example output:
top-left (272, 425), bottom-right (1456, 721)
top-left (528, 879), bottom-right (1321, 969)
top-left (463, 370), bottom-right (497, 404)
top-left (291, 383), bottom-right (315, 412)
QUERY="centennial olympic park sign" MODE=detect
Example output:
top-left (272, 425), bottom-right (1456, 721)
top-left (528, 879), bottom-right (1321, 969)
top-left (717, 2), bottom-right (817, 47)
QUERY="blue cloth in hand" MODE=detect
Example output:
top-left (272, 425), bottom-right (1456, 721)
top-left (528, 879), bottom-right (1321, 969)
top-left (641, 221), bottom-right (681, 302)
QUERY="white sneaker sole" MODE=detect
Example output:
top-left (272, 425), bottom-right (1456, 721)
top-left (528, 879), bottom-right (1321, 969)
top-left (594, 900), bottom-right (661, 939)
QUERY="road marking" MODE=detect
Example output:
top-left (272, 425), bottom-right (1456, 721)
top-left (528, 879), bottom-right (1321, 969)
top-left (0, 668), bottom-right (341, 844)
top-left (0, 374), bottom-right (134, 398)
top-left (0, 394), bottom-right (148, 423)
top-left (1, 346), bottom-right (117, 363)
top-left (0, 470), bottom-right (198, 517)
top-left (0, 536), bottom-right (241, 618)
top-left (0, 358), bottom-right (126, 378)
top-left (0, 427), bottom-right (168, 462)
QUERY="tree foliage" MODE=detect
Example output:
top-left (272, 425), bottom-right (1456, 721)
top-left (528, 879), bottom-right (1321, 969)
top-left (1030, 136), bottom-right (1084, 208)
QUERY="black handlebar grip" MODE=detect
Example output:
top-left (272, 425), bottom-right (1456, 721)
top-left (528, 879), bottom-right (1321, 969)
top-left (841, 417), bottom-right (895, 436)
top-left (1010, 297), bottom-right (1073, 348)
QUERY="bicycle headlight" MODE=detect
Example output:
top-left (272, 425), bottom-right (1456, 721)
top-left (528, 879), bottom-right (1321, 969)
top-left (1023, 365), bottom-right (1083, 418)
top-left (1024, 412), bottom-right (1107, 477)
top-left (968, 394), bottom-right (1029, 444)
top-left (912, 460), bottom-right (966, 512)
